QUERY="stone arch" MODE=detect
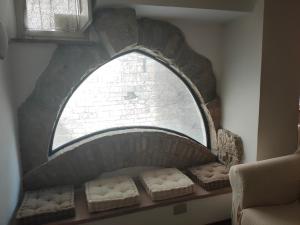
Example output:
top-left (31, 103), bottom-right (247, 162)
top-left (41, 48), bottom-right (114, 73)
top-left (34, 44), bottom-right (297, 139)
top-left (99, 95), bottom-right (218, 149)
top-left (23, 128), bottom-right (217, 190)
top-left (18, 8), bottom-right (219, 176)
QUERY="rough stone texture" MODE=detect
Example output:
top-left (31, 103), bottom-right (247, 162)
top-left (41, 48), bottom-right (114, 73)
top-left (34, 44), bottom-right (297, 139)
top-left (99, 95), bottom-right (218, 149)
top-left (217, 129), bottom-right (243, 167)
top-left (206, 97), bottom-right (221, 130)
top-left (19, 45), bottom-right (110, 173)
top-left (18, 8), bottom-right (219, 177)
top-left (94, 8), bottom-right (138, 55)
top-left (137, 18), bottom-right (216, 103)
top-left (23, 129), bottom-right (217, 190)
top-left (138, 18), bottom-right (185, 61)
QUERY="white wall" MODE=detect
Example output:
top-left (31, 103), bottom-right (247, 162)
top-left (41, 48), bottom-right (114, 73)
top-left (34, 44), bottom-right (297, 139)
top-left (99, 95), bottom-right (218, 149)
top-left (0, 55), bottom-right (20, 225)
top-left (257, 0), bottom-right (300, 159)
top-left (0, 1), bottom-right (21, 225)
top-left (220, 0), bottom-right (264, 162)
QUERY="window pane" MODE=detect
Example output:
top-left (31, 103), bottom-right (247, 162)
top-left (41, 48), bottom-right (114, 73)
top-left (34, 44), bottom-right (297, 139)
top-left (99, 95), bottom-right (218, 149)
top-left (52, 52), bottom-right (207, 150)
top-left (25, 0), bottom-right (88, 32)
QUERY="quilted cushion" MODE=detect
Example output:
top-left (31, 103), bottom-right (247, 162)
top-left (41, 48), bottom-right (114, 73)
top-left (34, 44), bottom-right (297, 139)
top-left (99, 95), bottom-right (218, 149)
top-left (140, 168), bottom-right (195, 201)
top-left (85, 176), bottom-right (139, 212)
top-left (16, 186), bottom-right (75, 225)
top-left (189, 162), bottom-right (229, 190)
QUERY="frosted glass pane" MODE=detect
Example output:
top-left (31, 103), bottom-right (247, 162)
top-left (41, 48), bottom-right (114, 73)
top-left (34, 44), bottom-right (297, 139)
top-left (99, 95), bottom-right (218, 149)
top-left (25, 0), bottom-right (88, 32)
top-left (52, 52), bottom-right (207, 150)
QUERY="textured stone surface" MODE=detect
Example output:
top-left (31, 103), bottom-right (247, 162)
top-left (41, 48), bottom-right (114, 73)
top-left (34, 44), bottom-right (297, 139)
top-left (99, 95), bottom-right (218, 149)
top-left (174, 42), bottom-right (216, 103)
top-left (138, 18), bottom-right (184, 61)
top-left (137, 18), bottom-right (216, 103)
top-left (18, 8), bottom-right (219, 176)
top-left (217, 129), bottom-right (243, 167)
top-left (19, 44), bottom-right (110, 173)
top-left (206, 97), bottom-right (221, 130)
top-left (94, 8), bottom-right (138, 55)
top-left (23, 129), bottom-right (216, 190)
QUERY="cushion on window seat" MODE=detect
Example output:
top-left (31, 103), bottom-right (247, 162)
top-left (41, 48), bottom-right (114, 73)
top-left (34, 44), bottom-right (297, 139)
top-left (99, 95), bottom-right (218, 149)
top-left (140, 168), bottom-right (195, 201)
top-left (85, 176), bottom-right (140, 212)
top-left (188, 162), bottom-right (229, 191)
top-left (16, 186), bottom-right (75, 225)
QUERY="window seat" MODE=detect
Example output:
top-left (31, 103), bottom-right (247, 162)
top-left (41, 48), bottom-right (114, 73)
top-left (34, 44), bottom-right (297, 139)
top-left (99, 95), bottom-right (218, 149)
top-left (15, 180), bottom-right (231, 225)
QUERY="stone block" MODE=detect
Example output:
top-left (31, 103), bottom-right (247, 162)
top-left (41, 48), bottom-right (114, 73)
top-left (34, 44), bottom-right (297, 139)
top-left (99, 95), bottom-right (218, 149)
top-left (217, 129), bottom-right (243, 167)
top-left (94, 8), bottom-right (138, 54)
top-left (138, 18), bottom-right (184, 61)
top-left (206, 97), bottom-right (222, 130)
top-left (175, 43), bottom-right (216, 103)
top-left (23, 129), bottom-right (217, 190)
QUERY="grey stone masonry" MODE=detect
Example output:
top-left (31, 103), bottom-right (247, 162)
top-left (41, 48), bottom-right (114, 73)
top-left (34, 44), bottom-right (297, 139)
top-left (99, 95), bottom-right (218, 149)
top-left (23, 129), bottom-right (217, 190)
top-left (94, 8), bottom-right (138, 55)
top-left (19, 45), bottom-right (110, 172)
top-left (217, 129), bottom-right (243, 168)
top-left (18, 7), bottom-right (220, 181)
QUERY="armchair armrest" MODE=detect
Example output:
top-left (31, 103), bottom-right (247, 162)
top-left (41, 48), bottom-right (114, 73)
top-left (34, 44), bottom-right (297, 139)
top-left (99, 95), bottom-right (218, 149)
top-left (229, 153), bottom-right (300, 225)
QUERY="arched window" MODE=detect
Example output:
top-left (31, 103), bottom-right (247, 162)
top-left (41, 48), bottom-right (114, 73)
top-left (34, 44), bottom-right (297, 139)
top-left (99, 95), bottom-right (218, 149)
top-left (51, 51), bottom-right (208, 152)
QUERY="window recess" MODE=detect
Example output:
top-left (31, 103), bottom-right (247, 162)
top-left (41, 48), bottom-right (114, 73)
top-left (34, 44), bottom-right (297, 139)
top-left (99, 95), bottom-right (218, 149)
top-left (15, 0), bottom-right (92, 41)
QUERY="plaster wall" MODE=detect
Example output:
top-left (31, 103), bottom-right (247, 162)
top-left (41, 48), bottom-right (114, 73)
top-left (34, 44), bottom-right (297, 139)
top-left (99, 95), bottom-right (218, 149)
top-left (257, 0), bottom-right (300, 160)
top-left (220, 0), bottom-right (264, 162)
top-left (0, 49), bottom-right (21, 225)
top-left (0, 1), bottom-right (21, 224)
top-left (84, 193), bottom-right (231, 225)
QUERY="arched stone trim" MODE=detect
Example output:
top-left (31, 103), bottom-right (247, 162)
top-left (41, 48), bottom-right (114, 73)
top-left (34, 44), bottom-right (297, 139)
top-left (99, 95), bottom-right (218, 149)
top-left (23, 128), bottom-right (217, 190)
top-left (18, 8), bottom-right (218, 175)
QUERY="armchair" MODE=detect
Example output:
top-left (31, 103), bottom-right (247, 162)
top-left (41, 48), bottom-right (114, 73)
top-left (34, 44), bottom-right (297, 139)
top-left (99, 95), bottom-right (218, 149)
top-left (229, 152), bottom-right (300, 225)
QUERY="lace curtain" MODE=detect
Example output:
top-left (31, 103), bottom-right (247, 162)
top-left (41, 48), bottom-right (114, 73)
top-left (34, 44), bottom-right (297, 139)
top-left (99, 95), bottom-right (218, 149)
top-left (25, 0), bottom-right (84, 32)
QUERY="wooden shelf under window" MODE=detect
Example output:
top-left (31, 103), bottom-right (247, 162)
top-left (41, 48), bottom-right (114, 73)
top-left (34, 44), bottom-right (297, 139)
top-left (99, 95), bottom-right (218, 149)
top-left (15, 182), bottom-right (231, 225)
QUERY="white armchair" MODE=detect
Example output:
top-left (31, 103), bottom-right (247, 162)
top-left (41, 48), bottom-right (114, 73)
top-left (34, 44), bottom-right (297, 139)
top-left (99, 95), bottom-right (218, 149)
top-left (229, 152), bottom-right (300, 225)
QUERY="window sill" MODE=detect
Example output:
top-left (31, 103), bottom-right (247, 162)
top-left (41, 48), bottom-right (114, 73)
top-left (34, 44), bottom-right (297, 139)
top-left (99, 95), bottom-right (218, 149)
top-left (10, 38), bottom-right (96, 45)
top-left (14, 182), bottom-right (231, 225)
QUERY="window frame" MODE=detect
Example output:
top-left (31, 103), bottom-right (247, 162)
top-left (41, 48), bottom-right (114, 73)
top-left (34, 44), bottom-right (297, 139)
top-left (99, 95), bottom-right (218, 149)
top-left (14, 0), bottom-right (93, 41)
top-left (48, 50), bottom-right (211, 155)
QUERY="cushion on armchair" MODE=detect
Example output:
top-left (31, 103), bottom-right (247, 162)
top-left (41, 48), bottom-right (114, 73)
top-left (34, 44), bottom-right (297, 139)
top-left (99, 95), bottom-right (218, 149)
top-left (241, 202), bottom-right (300, 225)
top-left (16, 186), bottom-right (75, 225)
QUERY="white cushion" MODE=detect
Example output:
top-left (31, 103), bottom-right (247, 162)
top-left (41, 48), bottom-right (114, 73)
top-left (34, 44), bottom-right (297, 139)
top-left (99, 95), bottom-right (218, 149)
top-left (140, 168), bottom-right (194, 201)
top-left (85, 176), bottom-right (139, 212)
top-left (16, 186), bottom-right (75, 224)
